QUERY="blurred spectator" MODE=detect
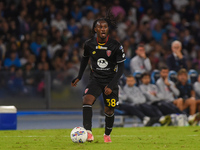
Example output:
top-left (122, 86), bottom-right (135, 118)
top-left (80, 10), bottom-right (94, 29)
top-left (68, 18), bottom-right (80, 36)
top-left (151, 22), bottom-right (166, 42)
top-left (20, 48), bottom-right (31, 67)
top-left (111, 0), bottom-right (125, 17)
top-left (156, 66), bottom-right (183, 111)
top-left (4, 51), bottom-right (21, 68)
top-left (167, 40), bottom-right (187, 72)
top-left (23, 62), bottom-right (35, 86)
top-left (193, 51), bottom-right (200, 72)
top-left (140, 72), bottom-right (182, 115)
top-left (36, 47), bottom-right (51, 69)
top-left (0, 37), bottom-right (6, 60)
top-left (47, 38), bottom-right (62, 59)
top-left (17, 9), bottom-right (30, 37)
top-left (30, 34), bottom-right (42, 56)
top-left (7, 67), bottom-right (24, 95)
top-left (70, 5), bottom-right (82, 22)
top-left (130, 44), bottom-right (152, 74)
top-left (176, 69), bottom-right (196, 115)
top-left (51, 12), bottom-right (67, 33)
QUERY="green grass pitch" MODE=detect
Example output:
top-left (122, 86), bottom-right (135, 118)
top-left (0, 127), bottom-right (200, 150)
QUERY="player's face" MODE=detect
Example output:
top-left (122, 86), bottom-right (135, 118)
top-left (141, 75), bottom-right (150, 85)
top-left (177, 73), bottom-right (188, 84)
top-left (126, 77), bottom-right (135, 87)
top-left (160, 69), bottom-right (169, 79)
top-left (95, 20), bottom-right (109, 40)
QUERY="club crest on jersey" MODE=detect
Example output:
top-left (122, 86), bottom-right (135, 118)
top-left (106, 50), bottom-right (112, 57)
top-left (85, 88), bottom-right (89, 94)
top-left (96, 45), bottom-right (107, 50)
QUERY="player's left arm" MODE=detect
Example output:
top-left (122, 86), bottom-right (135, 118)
top-left (104, 45), bottom-right (125, 95)
top-left (104, 62), bottom-right (124, 95)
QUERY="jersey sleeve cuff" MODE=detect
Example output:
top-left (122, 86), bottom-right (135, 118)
top-left (117, 59), bottom-right (126, 63)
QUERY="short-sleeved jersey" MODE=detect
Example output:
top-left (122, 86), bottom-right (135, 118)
top-left (176, 82), bottom-right (193, 99)
top-left (83, 37), bottom-right (125, 83)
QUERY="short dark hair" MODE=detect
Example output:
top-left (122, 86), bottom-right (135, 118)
top-left (159, 66), bottom-right (169, 71)
top-left (126, 75), bottom-right (134, 78)
top-left (140, 72), bottom-right (150, 79)
top-left (136, 43), bottom-right (144, 49)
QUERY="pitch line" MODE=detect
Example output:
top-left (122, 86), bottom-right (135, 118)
top-left (0, 135), bottom-right (198, 138)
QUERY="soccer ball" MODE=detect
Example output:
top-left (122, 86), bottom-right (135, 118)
top-left (70, 127), bottom-right (88, 143)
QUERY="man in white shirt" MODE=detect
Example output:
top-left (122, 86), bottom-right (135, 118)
top-left (130, 44), bottom-right (152, 74)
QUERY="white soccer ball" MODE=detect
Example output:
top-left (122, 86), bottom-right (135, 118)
top-left (70, 127), bottom-right (88, 143)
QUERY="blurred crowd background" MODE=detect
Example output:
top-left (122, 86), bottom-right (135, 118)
top-left (0, 0), bottom-right (200, 109)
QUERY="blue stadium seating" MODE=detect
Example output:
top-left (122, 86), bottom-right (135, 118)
top-left (151, 70), bottom-right (160, 84)
top-left (188, 69), bottom-right (198, 84)
top-left (168, 70), bottom-right (177, 83)
top-left (133, 71), bottom-right (142, 86)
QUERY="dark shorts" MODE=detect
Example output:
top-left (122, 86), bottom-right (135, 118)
top-left (83, 79), bottom-right (119, 108)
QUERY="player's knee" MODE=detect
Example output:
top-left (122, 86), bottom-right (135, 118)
top-left (104, 108), bottom-right (114, 116)
top-left (83, 95), bottom-right (95, 105)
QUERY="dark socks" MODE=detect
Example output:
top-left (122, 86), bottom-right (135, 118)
top-left (105, 113), bottom-right (114, 135)
top-left (83, 105), bottom-right (92, 131)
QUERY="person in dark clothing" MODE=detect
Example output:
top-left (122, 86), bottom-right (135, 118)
top-left (167, 40), bottom-right (187, 72)
top-left (71, 10), bottom-right (125, 143)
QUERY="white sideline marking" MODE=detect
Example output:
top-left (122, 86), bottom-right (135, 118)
top-left (0, 135), bottom-right (198, 138)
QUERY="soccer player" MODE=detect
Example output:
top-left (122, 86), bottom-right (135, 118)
top-left (71, 11), bottom-right (125, 143)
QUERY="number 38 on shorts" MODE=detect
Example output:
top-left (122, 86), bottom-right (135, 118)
top-left (106, 99), bottom-right (116, 107)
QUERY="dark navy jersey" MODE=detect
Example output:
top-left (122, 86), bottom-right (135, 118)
top-left (83, 37), bottom-right (125, 82)
top-left (176, 82), bottom-right (193, 99)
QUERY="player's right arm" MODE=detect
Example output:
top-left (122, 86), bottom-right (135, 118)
top-left (71, 43), bottom-right (90, 87)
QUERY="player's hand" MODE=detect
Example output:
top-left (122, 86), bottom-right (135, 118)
top-left (104, 86), bottom-right (112, 95)
top-left (71, 78), bottom-right (80, 87)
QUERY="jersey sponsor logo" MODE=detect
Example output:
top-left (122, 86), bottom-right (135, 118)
top-left (92, 51), bottom-right (96, 54)
top-left (96, 45), bottom-right (108, 50)
top-left (85, 88), bottom-right (89, 94)
top-left (106, 50), bottom-right (111, 57)
top-left (97, 58), bottom-right (108, 68)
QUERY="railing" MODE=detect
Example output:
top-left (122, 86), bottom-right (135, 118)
top-left (0, 69), bottom-right (101, 110)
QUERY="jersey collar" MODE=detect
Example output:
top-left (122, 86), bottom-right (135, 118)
top-left (96, 35), bottom-right (109, 45)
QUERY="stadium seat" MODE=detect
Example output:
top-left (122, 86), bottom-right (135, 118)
top-left (151, 70), bottom-right (160, 84)
top-left (133, 71), bottom-right (142, 86)
top-left (168, 70), bottom-right (177, 83)
top-left (188, 69), bottom-right (198, 84)
top-left (119, 74), bottom-right (126, 87)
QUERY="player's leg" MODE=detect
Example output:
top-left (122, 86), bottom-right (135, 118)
top-left (82, 80), bottom-right (102, 142)
top-left (104, 106), bottom-right (114, 136)
top-left (82, 94), bottom-right (95, 142)
top-left (83, 94), bottom-right (95, 131)
top-left (103, 85), bottom-right (118, 143)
